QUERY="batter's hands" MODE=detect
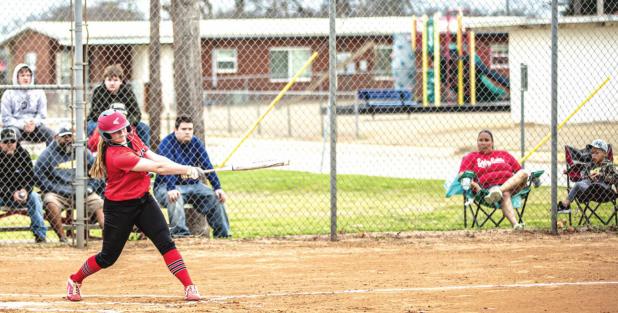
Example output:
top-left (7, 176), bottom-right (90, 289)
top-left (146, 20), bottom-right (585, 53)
top-left (167, 190), bottom-right (181, 203)
top-left (214, 189), bottom-right (227, 204)
top-left (181, 166), bottom-right (201, 180)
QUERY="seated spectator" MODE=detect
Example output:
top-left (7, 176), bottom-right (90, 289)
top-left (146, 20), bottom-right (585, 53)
top-left (87, 64), bottom-right (151, 147)
top-left (0, 128), bottom-right (47, 243)
top-left (35, 126), bottom-right (104, 243)
top-left (154, 116), bottom-right (230, 238)
top-left (458, 129), bottom-right (527, 230)
top-left (557, 139), bottom-right (618, 212)
top-left (1, 63), bottom-right (54, 145)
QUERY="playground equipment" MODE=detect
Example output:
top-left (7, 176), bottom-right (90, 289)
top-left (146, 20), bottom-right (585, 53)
top-left (413, 10), bottom-right (510, 107)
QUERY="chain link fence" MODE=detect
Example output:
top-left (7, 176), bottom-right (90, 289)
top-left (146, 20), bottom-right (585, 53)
top-left (0, 0), bottom-right (616, 246)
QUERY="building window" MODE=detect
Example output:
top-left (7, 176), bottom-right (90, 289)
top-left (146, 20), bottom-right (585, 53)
top-left (374, 45), bottom-right (392, 79)
top-left (269, 47), bottom-right (312, 82)
top-left (213, 49), bottom-right (237, 74)
top-left (490, 43), bottom-right (508, 69)
top-left (56, 50), bottom-right (72, 84)
top-left (337, 52), bottom-right (356, 75)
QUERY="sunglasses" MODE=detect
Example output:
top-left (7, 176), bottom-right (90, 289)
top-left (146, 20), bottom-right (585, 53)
top-left (2, 139), bottom-right (17, 144)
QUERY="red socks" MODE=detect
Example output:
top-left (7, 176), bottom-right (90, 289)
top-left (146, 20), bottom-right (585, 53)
top-left (70, 255), bottom-right (102, 284)
top-left (163, 249), bottom-right (193, 287)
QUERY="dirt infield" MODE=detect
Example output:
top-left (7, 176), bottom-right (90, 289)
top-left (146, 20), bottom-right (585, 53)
top-left (1, 231), bottom-right (617, 312)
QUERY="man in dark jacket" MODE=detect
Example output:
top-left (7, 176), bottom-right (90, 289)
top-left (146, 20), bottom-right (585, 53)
top-left (0, 128), bottom-right (47, 242)
top-left (35, 126), bottom-right (104, 242)
top-left (86, 64), bottom-right (150, 146)
top-left (154, 116), bottom-right (230, 238)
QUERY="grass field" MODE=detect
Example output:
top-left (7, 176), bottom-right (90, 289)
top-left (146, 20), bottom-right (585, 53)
top-left (2, 169), bottom-right (616, 243)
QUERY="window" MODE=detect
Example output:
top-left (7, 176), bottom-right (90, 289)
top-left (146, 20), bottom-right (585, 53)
top-left (213, 49), bottom-right (237, 73)
top-left (269, 48), bottom-right (312, 82)
top-left (56, 50), bottom-right (72, 84)
top-left (336, 52), bottom-right (356, 75)
top-left (490, 43), bottom-right (508, 69)
top-left (374, 45), bottom-right (392, 79)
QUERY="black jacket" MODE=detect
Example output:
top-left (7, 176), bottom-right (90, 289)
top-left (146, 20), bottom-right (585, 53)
top-left (0, 145), bottom-right (35, 201)
top-left (88, 82), bottom-right (141, 126)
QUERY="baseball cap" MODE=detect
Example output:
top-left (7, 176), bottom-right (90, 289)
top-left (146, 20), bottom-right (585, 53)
top-left (588, 139), bottom-right (608, 153)
top-left (0, 128), bottom-right (19, 142)
top-left (109, 102), bottom-right (127, 115)
top-left (57, 125), bottom-right (73, 137)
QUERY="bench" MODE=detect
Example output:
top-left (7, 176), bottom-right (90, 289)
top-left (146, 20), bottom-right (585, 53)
top-left (358, 89), bottom-right (414, 107)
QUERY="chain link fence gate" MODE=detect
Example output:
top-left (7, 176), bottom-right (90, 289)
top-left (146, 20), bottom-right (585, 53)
top-left (0, 0), bottom-right (616, 246)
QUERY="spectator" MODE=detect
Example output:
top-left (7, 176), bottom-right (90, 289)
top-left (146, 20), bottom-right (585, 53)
top-left (154, 116), bottom-right (230, 238)
top-left (1, 63), bottom-right (54, 145)
top-left (557, 139), bottom-right (618, 212)
top-left (0, 128), bottom-right (47, 243)
top-left (458, 129), bottom-right (527, 230)
top-left (35, 126), bottom-right (104, 243)
top-left (87, 64), bottom-right (150, 146)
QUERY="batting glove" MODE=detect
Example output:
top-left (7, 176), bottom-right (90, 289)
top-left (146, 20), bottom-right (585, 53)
top-left (181, 166), bottom-right (201, 180)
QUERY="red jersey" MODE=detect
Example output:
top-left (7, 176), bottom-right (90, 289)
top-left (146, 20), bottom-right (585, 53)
top-left (104, 134), bottom-right (151, 201)
top-left (459, 150), bottom-right (521, 189)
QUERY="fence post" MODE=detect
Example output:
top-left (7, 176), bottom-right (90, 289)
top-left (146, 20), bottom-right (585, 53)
top-left (550, 0), bottom-right (559, 235)
top-left (73, 0), bottom-right (86, 248)
top-left (328, 0), bottom-right (338, 241)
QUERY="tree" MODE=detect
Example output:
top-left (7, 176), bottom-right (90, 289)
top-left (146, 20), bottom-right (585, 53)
top-left (148, 0), bottom-right (163, 151)
top-left (171, 0), bottom-right (205, 140)
top-left (41, 0), bottom-right (145, 21)
top-left (564, 0), bottom-right (618, 15)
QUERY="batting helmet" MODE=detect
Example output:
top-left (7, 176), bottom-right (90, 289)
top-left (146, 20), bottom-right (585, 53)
top-left (97, 109), bottom-right (130, 141)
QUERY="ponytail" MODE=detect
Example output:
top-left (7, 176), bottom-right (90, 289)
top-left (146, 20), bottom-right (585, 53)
top-left (89, 139), bottom-right (107, 179)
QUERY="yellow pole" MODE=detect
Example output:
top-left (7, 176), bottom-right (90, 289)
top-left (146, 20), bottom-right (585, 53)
top-left (433, 12), bottom-right (441, 106)
top-left (219, 52), bottom-right (319, 167)
top-left (469, 30), bottom-right (476, 105)
top-left (519, 76), bottom-right (611, 164)
top-left (457, 9), bottom-right (464, 105)
top-left (421, 15), bottom-right (428, 107)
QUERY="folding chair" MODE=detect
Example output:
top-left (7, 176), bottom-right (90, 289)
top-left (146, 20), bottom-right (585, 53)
top-left (563, 145), bottom-right (617, 226)
top-left (462, 170), bottom-right (544, 228)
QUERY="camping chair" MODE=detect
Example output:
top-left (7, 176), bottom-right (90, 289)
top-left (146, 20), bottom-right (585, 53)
top-left (461, 170), bottom-right (544, 228)
top-left (563, 144), bottom-right (617, 226)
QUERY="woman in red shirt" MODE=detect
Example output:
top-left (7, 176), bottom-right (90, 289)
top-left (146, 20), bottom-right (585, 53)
top-left (66, 110), bottom-right (204, 302)
top-left (458, 130), bottom-right (528, 229)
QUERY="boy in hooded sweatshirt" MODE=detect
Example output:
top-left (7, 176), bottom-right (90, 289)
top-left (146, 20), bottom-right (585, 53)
top-left (1, 64), bottom-right (55, 145)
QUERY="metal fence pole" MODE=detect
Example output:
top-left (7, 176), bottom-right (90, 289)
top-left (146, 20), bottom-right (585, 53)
top-left (550, 0), bottom-right (559, 235)
top-left (73, 0), bottom-right (86, 248)
top-left (520, 63), bottom-right (527, 165)
top-left (329, 0), bottom-right (338, 241)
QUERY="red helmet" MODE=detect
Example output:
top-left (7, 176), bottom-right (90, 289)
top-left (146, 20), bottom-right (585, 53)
top-left (97, 109), bottom-right (129, 141)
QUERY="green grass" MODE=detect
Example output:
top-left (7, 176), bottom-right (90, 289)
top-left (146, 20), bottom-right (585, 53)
top-left (2, 170), bottom-right (616, 241)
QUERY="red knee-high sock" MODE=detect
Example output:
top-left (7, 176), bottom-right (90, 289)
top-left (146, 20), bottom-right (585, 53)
top-left (70, 255), bottom-right (102, 283)
top-left (163, 249), bottom-right (193, 287)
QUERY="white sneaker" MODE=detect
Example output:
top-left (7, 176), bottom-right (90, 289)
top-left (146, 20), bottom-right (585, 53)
top-left (184, 285), bottom-right (201, 301)
top-left (66, 278), bottom-right (81, 301)
top-left (484, 186), bottom-right (503, 204)
top-left (513, 223), bottom-right (525, 231)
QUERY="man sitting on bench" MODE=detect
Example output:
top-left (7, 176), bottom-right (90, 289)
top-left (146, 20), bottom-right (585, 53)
top-left (35, 126), bottom-right (104, 243)
top-left (0, 128), bottom-right (47, 243)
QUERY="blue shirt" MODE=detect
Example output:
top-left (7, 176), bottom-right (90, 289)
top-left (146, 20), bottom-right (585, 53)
top-left (154, 133), bottom-right (222, 191)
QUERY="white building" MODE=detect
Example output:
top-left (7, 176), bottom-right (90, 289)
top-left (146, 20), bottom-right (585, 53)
top-left (467, 15), bottom-right (618, 124)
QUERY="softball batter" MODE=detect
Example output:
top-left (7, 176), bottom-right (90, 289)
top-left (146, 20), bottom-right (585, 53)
top-left (66, 109), bottom-right (204, 301)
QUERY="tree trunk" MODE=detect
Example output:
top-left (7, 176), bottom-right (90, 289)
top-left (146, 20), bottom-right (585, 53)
top-left (148, 0), bottom-right (163, 151)
top-left (171, 0), bottom-right (205, 140)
